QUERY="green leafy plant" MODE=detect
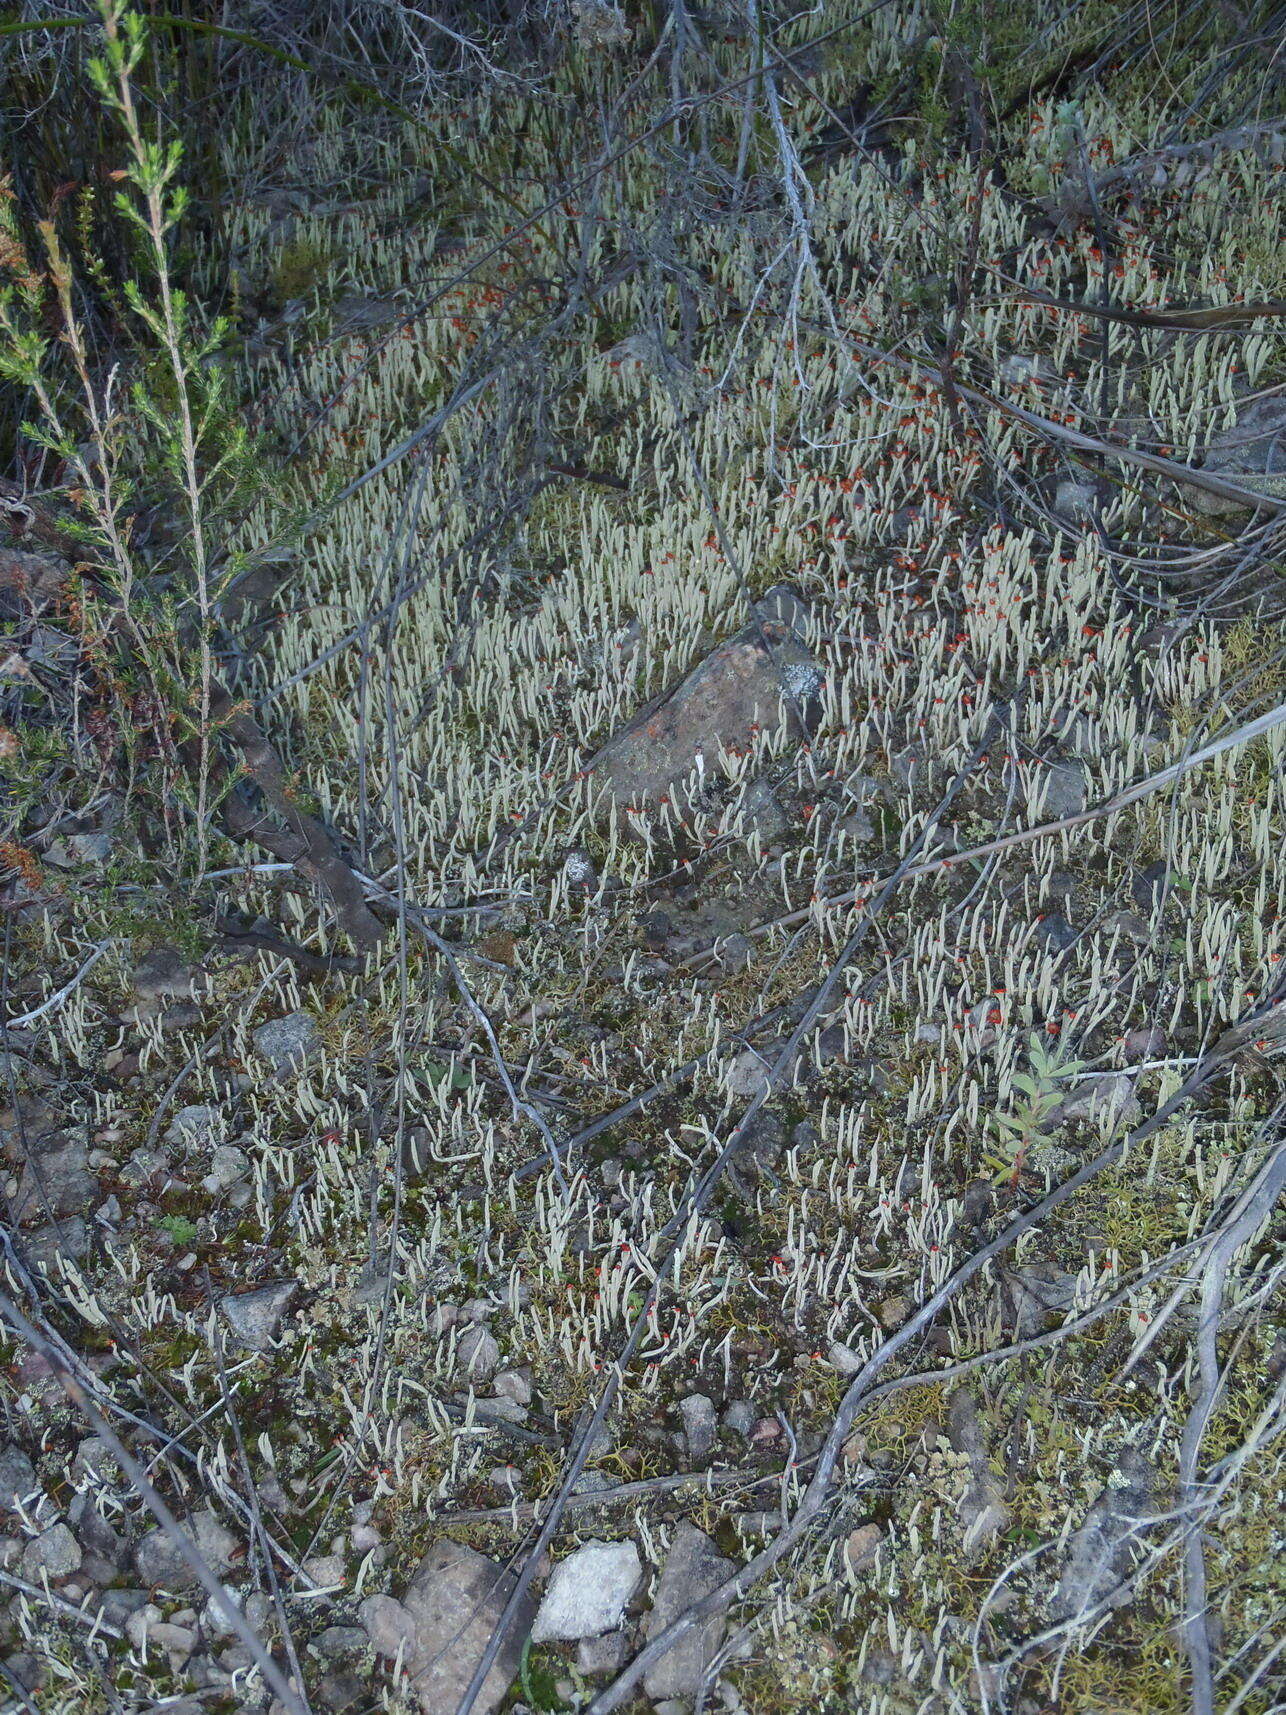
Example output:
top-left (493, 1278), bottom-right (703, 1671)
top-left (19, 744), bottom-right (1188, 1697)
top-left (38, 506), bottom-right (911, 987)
top-left (982, 1034), bottom-right (1088, 1185)
top-left (154, 1213), bottom-right (199, 1246)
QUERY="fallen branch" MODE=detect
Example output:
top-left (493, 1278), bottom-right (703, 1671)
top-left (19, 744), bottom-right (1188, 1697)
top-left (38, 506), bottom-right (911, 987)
top-left (209, 681), bottom-right (385, 949)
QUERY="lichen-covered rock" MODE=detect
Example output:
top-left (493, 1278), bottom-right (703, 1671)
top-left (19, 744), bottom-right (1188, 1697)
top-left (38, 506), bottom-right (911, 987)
top-left (642, 1523), bottom-right (734, 1700)
top-left (360, 1539), bottom-right (535, 1714)
top-left (531, 1539), bottom-right (642, 1642)
top-left (593, 588), bottom-right (821, 825)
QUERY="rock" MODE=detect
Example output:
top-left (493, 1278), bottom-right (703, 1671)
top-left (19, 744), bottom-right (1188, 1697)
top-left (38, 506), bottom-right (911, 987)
top-left (1002, 1265), bottom-right (1079, 1337)
top-left (0, 1447), bottom-right (39, 1516)
top-left (947, 1390), bottom-right (1009, 1557)
top-left (220, 1282), bottom-right (297, 1351)
top-left (358, 1593), bottom-right (415, 1658)
top-left (877, 1296), bottom-right (910, 1331)
top-left (119, 1146), bottom-right (171, 1190)
top-left (166, 1106), bottom-right (224, 1149)
top-left (1034, 912), bottom-right (1077, 952)
top-left (642, 1523), bottom-right (734, 1700)
top-left (594, 588), bottom-right (821, 823)
top-left (678, 1394), bottom-right (717, 1463)
top-left (999, 352), bottom-right (1051, 386)
top-left (1055, 1073), bottom-right (1141, 1129)
top-left (1123, 1025), bottom-right (1167, 1059)
top-left (714, 932), bottom-right (752, 973)
top-left (131, 945), bottom-right (201, 1003)
top-left (734, 1110), bottom-right (783, 1178)
top-left (842, 1523), bottom-right (882, 1572)
top-left (1103, 909), bottom-right (1151, 945)
top-left (531, 1539), bottom-right (642, 1642)
top-left (135, 1526), bottom-right (199, 1592)
top-left (827, 1341), bottom-right (862, 1377)
top-left (456, 1325), bottom-right (500, 1382)
top-left (576, 1629), bottom-right (629, 1675)
top-left (1025, 760), bottom-right (1086, 820)
top-left (1188, 392), bottom-right (1286, 515)
top-left (492, 1369), bottom-right (532, 1406)
top-left (1051, 1449), bottom-right (1157, 1621)
top-left (190, 1510), bottom-right (238, 1577)
top-left (22, 1216), bottom-right (88, 1267)
top-left (12, 1137), bottom-right (98, 1223)
top-left (360, 1539), bottom-right (536, 1715)
top-left (67, 1493), bottom-right (127, 1566)
top-left (837, 804), bottom-right (876, 842)
top-left (638, 910), bottom-right (672, 951)
top-left (202, 1144), bottom-right (250, 1194)
top-left (737, 777), bottom-right (789, 841)
top-left (722, 1400), bottom-right (754, 1438)
top-left (312, 1626), bottom-right (366, 1660)
top-left (727, 1048), bottom-right (771, 1100)
top-left (316, 1667), bottom-right (364, 1712)
top-left (1054, 480), bottom-right (1098, 523)
top-left (1131, 861), bottom-right (1176, 912)
top-left (252, 1011), bottom-right (320, 1074)
top-left (20, 1522), bottom-right (81, 1580)
top-left (563, 847), bottom-right (598, 891)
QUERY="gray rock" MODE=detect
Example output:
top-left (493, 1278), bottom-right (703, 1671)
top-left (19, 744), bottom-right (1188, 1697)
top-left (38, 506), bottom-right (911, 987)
top-left (312, 1625), bottom-right (366, 1660)
top-left (722, 1400), bottom-right (754, 1438)
top-left (826, 1341), bottom-right (862, 1376)
top-left (20, 1522), bottom-right (81, 1580)
top-left (0, 1447), bottom-right (39, 1515)
top-left (202, 1144), bottom-right (250, 1193)
top-left (1131, 862), bottom-right (1176, 912)
top-left (12, 1137), bottom-right (98, 1223)
top-left (131, 945), bottom-right (201, 1003)
top-left (531, 1539), bottom-right (642, 1642)
top-left (1002, 1265), bottom-right (1080, 1337)
top-left (456, 1325), bottom-right (500, 1382)
top-left (946, 1390), bottom-right (1009, 1557)
top-left (98, 1587), bottom-right (152, 1629)
top-left (642, 1523), bottom-right (734, 1700)
top-left (67, 1493), bottom-right (127, 1567)
top-left (576, 1629), bottom-right (629, 1675)
top-left (1056, 1073), bottom-right (1141, 1129)
top-left (736, 777), bottom-right (788, 841)
top-left (360, 1539), bottom-right (536, 1715)
top-left (119, 1146), bottom-right (172, 1190)
top-left (317, 1667), bottom-right (365, 1713)
top-left (135, 1526), bottom-right (200, 1592)
top-left (1189, 393), bottom-right (1286, 515)
top-left (220, 1282), bottom-right (297, 1351)
top-left (1124, 1025), bottom-right (1167, 1059)
top-left (492, 1369), bottom-right (533, 1406)
top-left (838, 804), bottom-right (876, 842)
top-left (22, 1216), bottom-right (88, 1267)
top-left (1054, 480), bottom-right (1098, 522)
top-left (1052, 1449), bottom-right (1157, 1620)
top-left (1103, 910), bottom-right (1152, 946)
top-left (735, 1110), bottom-right (783, 1178)
top-left (166, 1106), bottom-right (224, 1149)
top-left (594, 590), bottom-right (821, 822)
top-left (252, 1011), bottom-right (320, 1074)
top-left (190, 1510), bottom-right (238, 1577)
top-left (1034, 913), bottom-right (1077, 952)
top-left (727, 1048), bottom-right (771, 1100)
top-left (678, 1393), bottom-right (717, 1464)
top-left (1026, 760), bottom-right (1086, 821)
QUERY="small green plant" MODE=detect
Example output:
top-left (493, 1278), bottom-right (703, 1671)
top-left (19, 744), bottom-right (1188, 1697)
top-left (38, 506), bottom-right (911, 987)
top-left (155, 1214), bottom-right (199, 1246)
top-left (982, 1034), bottom-right (1088, 1185)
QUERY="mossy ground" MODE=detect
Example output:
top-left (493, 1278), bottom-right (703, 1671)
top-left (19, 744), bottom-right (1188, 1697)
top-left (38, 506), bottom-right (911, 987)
top-left (2, 2), bottom-right (1285, 1712)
